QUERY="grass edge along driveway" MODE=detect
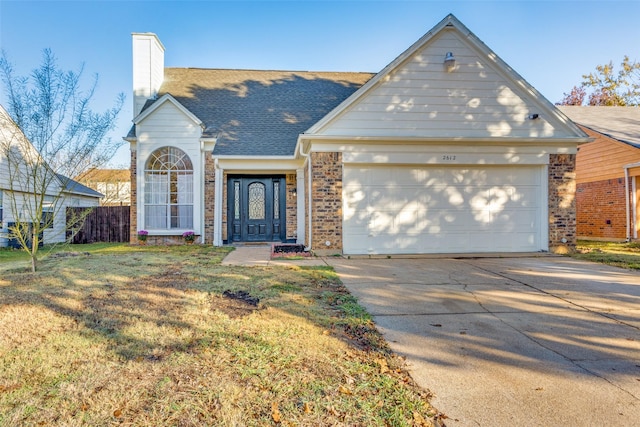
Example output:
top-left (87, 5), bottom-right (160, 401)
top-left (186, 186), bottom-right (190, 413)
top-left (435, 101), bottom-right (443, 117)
top-left (0, 243), bottom-right (441, 426)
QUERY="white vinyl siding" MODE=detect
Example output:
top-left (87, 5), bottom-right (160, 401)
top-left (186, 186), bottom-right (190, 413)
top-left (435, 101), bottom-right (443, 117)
top-left (343, 165), bottom-right (545, 255)
top-left (136, 100), bottom-right (203, 235)
top-left (321, 32), bottom-right (572, 139)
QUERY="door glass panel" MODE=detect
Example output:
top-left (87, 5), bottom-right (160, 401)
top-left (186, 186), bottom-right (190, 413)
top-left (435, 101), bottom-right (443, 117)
top-left (248, 182), bottom-right (265, 220)
top-left (234, 181), bottom-right (240, 220)
top-left (273, 182), bottom-right (279, 219)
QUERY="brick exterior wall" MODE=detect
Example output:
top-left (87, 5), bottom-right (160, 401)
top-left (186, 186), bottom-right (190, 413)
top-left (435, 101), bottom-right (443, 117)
top-left (204, 155), bottom-right (215, 244)
top-left (129, 150), bottom-right (137, 244)
top-left (310, 152), bottom-right (343, 254)
top-left (131, 150), bottom-right (580, 252)
top-left (576, 178), bottom-right (630, 240)
top-left (548, 153), bottom-right (577, 253)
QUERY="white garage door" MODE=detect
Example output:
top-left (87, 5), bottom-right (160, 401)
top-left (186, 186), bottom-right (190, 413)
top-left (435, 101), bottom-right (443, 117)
top-left (343, 165), bottom-right (545, 254)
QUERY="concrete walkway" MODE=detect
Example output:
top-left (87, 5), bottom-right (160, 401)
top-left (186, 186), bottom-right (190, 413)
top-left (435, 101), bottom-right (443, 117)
top-left (221, 244), bottom-right (327, 267)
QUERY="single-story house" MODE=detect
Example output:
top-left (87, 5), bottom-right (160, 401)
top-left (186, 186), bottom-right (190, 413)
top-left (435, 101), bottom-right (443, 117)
top-left (0, 105), bottom-right (103, 247)
top-left (558, 106), bottom-right (640, 241)
top-left (127, 14), bottom-right (590, 254)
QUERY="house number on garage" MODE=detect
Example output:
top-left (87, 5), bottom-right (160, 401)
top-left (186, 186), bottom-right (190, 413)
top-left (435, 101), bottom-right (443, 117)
top-left (442, 155), bottom-right (457, 161)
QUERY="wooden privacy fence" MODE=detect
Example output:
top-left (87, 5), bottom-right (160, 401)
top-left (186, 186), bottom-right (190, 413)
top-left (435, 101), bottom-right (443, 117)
top-left (67, 206), bottom-right (130, 244)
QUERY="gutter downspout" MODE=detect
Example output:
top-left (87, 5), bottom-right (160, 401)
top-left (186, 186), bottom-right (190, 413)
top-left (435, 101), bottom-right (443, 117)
top-left (298, 140), bottom-right (312, 251)
top-left (624, 162), bottom-right (640, 241)
top-left (625, 167), bottom-right (630, 241)
top-left (201, 147), bottom-right (206, 244)
top-left (634, 177), bottom-right (638, 239)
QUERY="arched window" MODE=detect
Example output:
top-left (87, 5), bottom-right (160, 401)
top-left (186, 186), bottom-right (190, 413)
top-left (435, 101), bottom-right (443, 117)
top-left (144, 147), bottom-right (193, 230)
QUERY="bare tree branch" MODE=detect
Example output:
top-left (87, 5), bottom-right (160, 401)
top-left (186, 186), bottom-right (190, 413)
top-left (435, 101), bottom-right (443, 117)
top-left (0, 49), bottom-right (124, 272)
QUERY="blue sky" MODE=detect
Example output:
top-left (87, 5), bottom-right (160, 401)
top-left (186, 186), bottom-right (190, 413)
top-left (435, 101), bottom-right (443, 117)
top-left (1, 0), bottom-right (639, 167)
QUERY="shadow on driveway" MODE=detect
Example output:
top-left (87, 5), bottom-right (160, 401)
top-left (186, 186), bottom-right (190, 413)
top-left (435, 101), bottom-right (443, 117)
top-left (325, 256), bottom-right (640, 426)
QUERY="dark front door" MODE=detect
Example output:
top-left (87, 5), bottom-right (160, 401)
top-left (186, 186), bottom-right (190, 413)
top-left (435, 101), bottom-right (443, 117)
top-left (228, 175), bottom-right (286, 243)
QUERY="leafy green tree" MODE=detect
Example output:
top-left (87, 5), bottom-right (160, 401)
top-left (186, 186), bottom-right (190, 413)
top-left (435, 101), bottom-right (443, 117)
top-left (0, 49), bottom-right (123, 272)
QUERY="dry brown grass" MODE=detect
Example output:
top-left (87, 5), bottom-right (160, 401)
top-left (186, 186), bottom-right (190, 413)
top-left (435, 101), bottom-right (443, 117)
top-left (0, 244), bottom-right (439, 426)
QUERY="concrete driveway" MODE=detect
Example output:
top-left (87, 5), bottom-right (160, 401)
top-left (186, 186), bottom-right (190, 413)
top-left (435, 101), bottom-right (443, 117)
top-left (324, 256), bottom-right (640, 426)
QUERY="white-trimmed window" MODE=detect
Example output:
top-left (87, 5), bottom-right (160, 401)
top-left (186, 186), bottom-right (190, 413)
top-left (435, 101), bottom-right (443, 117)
top-left (42, 195), bottom-right (54, 229)
top-left (144, 147), bottom-right (193, 230)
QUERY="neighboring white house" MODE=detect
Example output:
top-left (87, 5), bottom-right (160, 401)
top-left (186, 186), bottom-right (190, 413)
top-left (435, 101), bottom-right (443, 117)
top-left (76, 169), bottom-right (131, 206)
top-left (0, 105), bottom-right (103, 247)
top-left (127, 14), bottom-right (590, 254)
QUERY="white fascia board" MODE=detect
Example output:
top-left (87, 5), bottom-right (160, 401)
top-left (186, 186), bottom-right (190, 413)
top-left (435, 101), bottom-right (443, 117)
top-left (214, 155), bottom-right (296, 160)
top-left (215, 157), bottom-right (303, 171)
top-left (311, 142), bottom-right (578, 154)
top-left (302, 134), bottom-right (591, 146)
top-left (133, 93), bottom-right (203, 127)
top-left (200, 138), bottom-right (217, 152)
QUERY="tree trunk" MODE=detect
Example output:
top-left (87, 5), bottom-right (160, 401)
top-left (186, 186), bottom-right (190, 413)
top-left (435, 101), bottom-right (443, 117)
top-left (30, 231), bottom-right (39, 272)
top-left (30, 255), bottom-right (37, 273)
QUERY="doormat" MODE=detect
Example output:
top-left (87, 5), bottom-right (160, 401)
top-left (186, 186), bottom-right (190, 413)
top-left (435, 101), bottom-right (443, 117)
top-left (271, 243), bottom-right (311, 259)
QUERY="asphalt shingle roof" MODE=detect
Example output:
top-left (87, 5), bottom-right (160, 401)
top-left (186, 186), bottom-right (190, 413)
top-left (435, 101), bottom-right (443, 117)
top-left (149, 68), bottom-right (374, 156)
top-left (558, 106), bottom-right (640, 148)
top-left (57, 174), bottom-right (104, 198)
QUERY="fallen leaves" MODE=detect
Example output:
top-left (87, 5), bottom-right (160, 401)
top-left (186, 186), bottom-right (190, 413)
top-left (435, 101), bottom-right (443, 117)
top-left (338, 385), bottom-right (353, 395)
top-left (271, 402), bottom-right (281, 423)
top-left (375, 357), bottom-right (389, 374)
top-left (413, 411), bottom-right (435, 427)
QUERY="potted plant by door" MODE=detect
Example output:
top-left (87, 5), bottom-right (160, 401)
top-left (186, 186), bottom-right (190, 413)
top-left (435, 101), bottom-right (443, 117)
top-left (182, 231), bottom-right (195, 244)
top-left (137, 230), bottom-right (148, 245)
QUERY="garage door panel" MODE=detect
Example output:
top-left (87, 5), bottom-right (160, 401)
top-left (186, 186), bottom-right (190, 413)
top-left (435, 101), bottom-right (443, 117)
top-left (343, 165), bottom-right (544, 254)
top-left (365, 207), bottom-right (538, 232)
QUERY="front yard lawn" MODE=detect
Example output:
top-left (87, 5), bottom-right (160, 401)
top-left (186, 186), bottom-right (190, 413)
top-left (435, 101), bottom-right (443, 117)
top-left (573, 240), bottom-right (640, 270)
top-left (0, 244), bottom-right (438, 426)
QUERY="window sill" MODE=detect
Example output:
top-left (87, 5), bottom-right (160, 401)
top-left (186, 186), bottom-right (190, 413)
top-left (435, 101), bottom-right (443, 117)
top-left (145, 230), bottom-right (199, 236)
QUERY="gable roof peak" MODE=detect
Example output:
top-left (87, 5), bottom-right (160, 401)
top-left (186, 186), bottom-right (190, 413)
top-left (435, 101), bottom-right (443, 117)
top-left (304, 14), bottom-right (587, 140)
top-left (133, 93), bottom-right (203, 128)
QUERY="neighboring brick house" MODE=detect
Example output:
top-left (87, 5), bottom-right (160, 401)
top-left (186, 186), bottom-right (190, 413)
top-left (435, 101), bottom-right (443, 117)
top-left (126, 14), bottom-right (589, 254)
top-left (558, 106), bottom-right (640, 241)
